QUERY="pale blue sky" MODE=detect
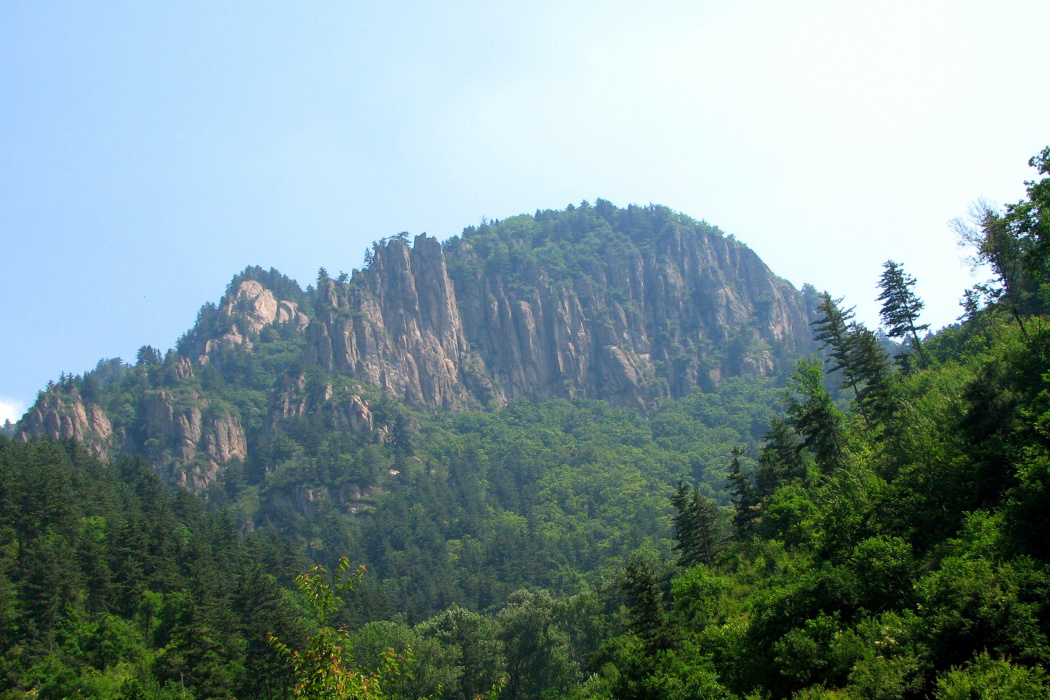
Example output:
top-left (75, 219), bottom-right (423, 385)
top-left (2, 0), bottom-right (1048, 423)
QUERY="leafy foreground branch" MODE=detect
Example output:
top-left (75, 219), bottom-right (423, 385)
top-left (270, 558), bottom-right (407, 700)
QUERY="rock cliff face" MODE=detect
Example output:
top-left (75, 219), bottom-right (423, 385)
top-left (305, 235), bottom-right (477, 409)
top-left (17, 388), bottom-right (113, 458)
top-left (304, 207), bottom-right (815, 410)
top-left (138, 389), bottom-right (248, 490)
top-left (199, 279), bottom-right (309, 361)
top-left (15, 384), bottom-right (249, 490)
top-left (267, 370), bottom-right (378, 437)
top-left (15, 202), bottom-right (818, 490)
top-left (443, 223), bottom-right (811, 409)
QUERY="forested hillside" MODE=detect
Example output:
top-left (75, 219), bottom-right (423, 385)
top-left (0, 437), bottom-right (308, 698)
top-left (4, 149), bottom-right (1050, 698)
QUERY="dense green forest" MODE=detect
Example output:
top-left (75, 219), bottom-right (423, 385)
top-left (3, 148), bottom-right (1050, 698)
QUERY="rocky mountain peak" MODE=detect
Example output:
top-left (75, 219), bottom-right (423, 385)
top-left (16, 202), bottom-right (818, 489)
top-left (184, 273), bottom-right (310, 363)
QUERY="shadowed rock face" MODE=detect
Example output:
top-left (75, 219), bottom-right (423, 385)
top-left (140, 389), bottom-right (248, 490)
top-left (305, 217), bottom-right (815, 410)
top-left (446, 225), bottom-right (812, 409)
top-left (16, 385), bottom-right (249, 490)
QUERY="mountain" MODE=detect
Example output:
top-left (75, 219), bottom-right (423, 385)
top-left (16, 201), bottom-right (815, 489)
top-left (7, 152), bottom-right (1050, 700)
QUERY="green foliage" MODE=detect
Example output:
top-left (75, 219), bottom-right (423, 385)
top-left (350, 620), bottom-right (459, 700)
top-left (447, 202), bottom-right (728, 290)
top-left (952, 147), bottom-right (1050, 334)
top-left (0, 437), bottom-right (306, 698)
top-left (935, 652), bottom-right (1050, 699)
top-left (812, 293), bottom-right (858, 387)
top-left (269, 557), bottom-right (403, 700)
top-left (785, 360), bottom-right (846, 474)
top-left (416, 605), bottom-right (506, 700)
top-left (497, 589), bottom-right (580, 700)
top-left (877, 260), bottom-right (930, 367)
top-left (670, 482), bottom-right (728, 568)
top-left (13, 151), bottom-right (1050, 699)
top-left (619, 558), bottom-right (674, 653)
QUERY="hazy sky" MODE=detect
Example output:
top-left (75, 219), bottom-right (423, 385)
top-left (2, 1), bottom-right (1048, 424)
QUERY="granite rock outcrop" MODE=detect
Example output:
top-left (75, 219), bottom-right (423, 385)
top-left (303, 210), bottom-right (815, 410)
top-left (199, 279), bottom-right (309, 361)
top-left (15, 203), bottom-right (818, 491)
top-left (17, 388), bottom-right (113, 458)
top-left (137, 389), bottom-right (248, 489)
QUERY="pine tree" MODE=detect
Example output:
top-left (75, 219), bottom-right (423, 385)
top-left (726, 446), bottom-right (760, 539)
top-left (848, 325), bottom-right (897, 424)
top-left (877, 260), bottom-right (930, 368)
top-left (754, 418), bottom-right (806, 498)
top-left (786, 360), bottom-right (846, 474)
top-left (812, 293), bottom-right (879, 425)
top-left (811, 293), bottom-right (899, 425)
top-left (812, 293), bottom-right (860, 389)
top-left (619, 559), bottom-right (672, 651)
top-left (671, 481), bottom-right (725, 567)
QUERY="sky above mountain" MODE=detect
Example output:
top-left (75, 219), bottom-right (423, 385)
top-left (2, 0), bottom-right (1047, 423)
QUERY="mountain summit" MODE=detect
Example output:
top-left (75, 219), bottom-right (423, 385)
top-left (17, 201), bottom-right (816, 487)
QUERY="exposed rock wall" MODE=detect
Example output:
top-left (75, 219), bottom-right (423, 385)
top-left (17, 385), bottom-right (249, 490)
top-left (17, 388), bottom-right (113, 458)
top-left (305, 227), bottom-right (814, 409)
top-left (201, 279), bottom-right (309, 360)
top-left (15, 205), bottom-right (818, 492)
top-left (139, 389), bottom-right (248, 489)
top-left (304, 235), bottom-right (481, 409)
top-left (267, 371), bottom-right (377, 437)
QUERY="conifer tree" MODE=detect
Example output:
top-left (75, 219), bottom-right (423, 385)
top-left (812, 293), bottom-right (860, 389)
top-left (619, 559), bottom-right (672, 651)
top-left (848, 325), bottom-right (896, 424)
top-left (754, 418), bottom-right (806, 497)
top-left (785, 360), bottom-right (846, 474)
top-left (726, 446), bottom-right (760, 538)
top-left (812, 293), bottom-right (880, 425)
top-left (671, 481), bottom-right (725, 566)
top-left (877, 260), bottom-right (930, 368)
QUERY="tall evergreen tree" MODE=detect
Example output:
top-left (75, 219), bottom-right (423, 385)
top-left (812, 293), bottom-right (860, 391)
top-left (619, 560), bottom-right (672, 652)
top-left (785, 360), bottom-right (846, 474)
top-left (812, 293), bottom-right (882, 425)
top-left (848, 325), bottom-right (897, 424)
top-left (877, 260), bottom-right (930, 368)
top-left (726, 446), bottom-right (760, 539)
top-left (754, 418), bottom-right (807, 497)
top-left (670, 481), bottom-right (725, 567)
